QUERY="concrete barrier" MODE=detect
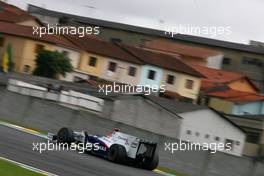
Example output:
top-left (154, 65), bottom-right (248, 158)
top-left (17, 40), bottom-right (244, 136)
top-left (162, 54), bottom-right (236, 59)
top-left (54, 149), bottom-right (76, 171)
top-left (7, 79), bottom-right (104, 112)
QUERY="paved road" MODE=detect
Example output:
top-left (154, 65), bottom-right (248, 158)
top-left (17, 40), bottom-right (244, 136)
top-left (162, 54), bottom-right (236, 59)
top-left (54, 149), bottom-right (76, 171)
top-left (0, 125), bottom-right (161, 176)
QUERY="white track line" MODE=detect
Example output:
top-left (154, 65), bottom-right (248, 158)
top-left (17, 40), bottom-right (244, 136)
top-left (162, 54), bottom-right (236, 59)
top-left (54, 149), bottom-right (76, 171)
top-left (0, 156), bottom-right (59, 176)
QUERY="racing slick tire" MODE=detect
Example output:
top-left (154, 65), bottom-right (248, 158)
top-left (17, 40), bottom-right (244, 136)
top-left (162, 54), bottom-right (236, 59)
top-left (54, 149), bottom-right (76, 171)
top-left (57, 127), bottom-right (75, 144)
top-left (142, 152), bottom-right (159, 170)
top-left (108, 144), bottom-right (127, 164)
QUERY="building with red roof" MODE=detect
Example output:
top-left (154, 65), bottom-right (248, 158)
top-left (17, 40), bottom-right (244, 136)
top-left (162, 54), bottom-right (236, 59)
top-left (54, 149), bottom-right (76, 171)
top-left (191, 64), bottom-right (259, 94)
top-left (205, 88), bottom-right (264, 115)
top-left (141, 40), bottom-right (223, 69)
top-left (0, 1), bottom-right (41, 26)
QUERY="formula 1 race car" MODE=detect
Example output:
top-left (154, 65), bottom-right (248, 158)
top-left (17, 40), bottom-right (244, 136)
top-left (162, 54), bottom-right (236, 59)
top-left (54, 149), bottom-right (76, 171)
top-left (50, 127), bottom-right (159, 170)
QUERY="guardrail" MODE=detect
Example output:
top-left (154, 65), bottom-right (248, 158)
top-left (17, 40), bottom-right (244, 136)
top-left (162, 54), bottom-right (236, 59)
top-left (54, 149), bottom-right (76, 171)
top-left (7, 79), bottom-right (104, 112)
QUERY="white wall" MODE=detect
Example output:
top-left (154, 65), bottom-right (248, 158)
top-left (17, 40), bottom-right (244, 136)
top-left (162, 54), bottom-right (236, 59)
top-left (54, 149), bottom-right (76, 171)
top-left (7, 79), bottom-right (103, 112)
top-left (207, 54), bottom-right (223, 69)
top-left (179, 109), bottom-right (246, 156)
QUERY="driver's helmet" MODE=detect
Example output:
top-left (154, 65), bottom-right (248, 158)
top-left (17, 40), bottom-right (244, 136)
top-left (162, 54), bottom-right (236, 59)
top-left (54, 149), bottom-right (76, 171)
top-left (113, 128), bottom-right (120, 132)
top-left (107, 128), bottom-right (120, 137)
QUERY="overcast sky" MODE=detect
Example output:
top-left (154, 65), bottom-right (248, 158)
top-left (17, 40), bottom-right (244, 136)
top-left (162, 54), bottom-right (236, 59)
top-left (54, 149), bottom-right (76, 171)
top-left (5, 0), bottom-right (264, 44)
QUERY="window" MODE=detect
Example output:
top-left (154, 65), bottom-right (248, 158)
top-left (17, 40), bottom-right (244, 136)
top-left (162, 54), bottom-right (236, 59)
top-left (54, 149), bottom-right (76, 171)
top-left (62, 50), bottom-right (69, 57)
top-left (185, 79), bottom-right (194, 89)
top-left (128, 66), bottom-right (136, 77)
top-left (166, 74), bottom-right (175, 84)
top-left (223, 57), bottom-right (231, 65)
top-left (23, 65), bottom-right (30, 73)
top-left (88, 57), bottom-right (97, 67)
top-left (186, 130), bottom-right (192, 135)
top-left (205, 134), bottom-right (210, 139)
top-left (34, 44), bottom-right (44, 53)
top-left (215, 136), bottom-right (220, 141)
top-left (242, 57), bottom-right (263, 67)
top-left (110, 38), bottom-right (122, 43)
top-left (246, 132), bottom-right (260, 144)
top-left (225, 139), bottom-right (234, 151)
top-left (108, 62), bottom-right (117, 72)
top-left (0, 37), bottom-right (4, 47)
top-left (147, 70), bottom-right (156, 80)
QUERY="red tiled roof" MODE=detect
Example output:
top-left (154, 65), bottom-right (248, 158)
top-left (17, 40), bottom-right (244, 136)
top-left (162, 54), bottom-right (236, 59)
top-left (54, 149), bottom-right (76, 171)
top-left (142, 40), bottom-right (222, 59)
top-left (191, 64), bottom-right (259, 91)
top-left (0, 22), bottom-right (79, 50)
top-left (206, 89), bottom-right (264, 103)
top-left (65, 35), bottom-right (143, 65)
top-left (191, 64), bottom-right (243, 82)
top-left (118, 44), bottom-right (204, 78)
top-left (0, 2), bottom-right (36, 23)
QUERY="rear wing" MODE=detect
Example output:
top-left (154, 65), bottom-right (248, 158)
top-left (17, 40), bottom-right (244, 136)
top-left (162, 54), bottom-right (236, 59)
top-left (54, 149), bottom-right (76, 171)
top-left (137, 140), bottom-right (157, 159)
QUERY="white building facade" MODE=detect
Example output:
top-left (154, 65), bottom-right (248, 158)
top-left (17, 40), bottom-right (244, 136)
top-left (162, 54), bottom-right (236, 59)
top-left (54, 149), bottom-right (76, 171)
top-left (178, 109), bottom-right (246, 156)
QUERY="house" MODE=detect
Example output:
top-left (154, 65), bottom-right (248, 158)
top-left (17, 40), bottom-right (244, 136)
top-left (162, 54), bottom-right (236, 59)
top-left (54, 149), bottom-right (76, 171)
top-left (65, 35), bottom-right (143, 85)
top-left (0, 1), bottom-right (42, 27)
top-left (205, 89), bottom-right (264, 115)
top-left (0, 22), bottom-right (81, 78)
top-left (141, 40), bottom-right (223, 69)
top-left (117, 44), bottom-right (204, 101)
top-left (191, 64), bottom-right (259, 94)
top-left (226, 114), bottom-right (264, 157)
top-left (28, 4), bottom-right (264, 91)
top-left (146, 96), bottom-right (246, 156)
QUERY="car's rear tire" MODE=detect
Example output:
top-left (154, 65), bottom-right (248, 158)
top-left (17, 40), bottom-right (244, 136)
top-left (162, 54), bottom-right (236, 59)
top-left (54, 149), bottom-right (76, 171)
top-left (142, 152), bottom-right (159, 170)
top-left (57, 127), bottom-right (74, 144)
top-left (108, 144), bottom-right (127, 164)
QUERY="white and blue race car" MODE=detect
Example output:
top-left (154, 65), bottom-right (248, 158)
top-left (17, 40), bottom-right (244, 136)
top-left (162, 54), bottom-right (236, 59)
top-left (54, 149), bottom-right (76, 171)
top-left (51, 127), bottom-right (159, 170)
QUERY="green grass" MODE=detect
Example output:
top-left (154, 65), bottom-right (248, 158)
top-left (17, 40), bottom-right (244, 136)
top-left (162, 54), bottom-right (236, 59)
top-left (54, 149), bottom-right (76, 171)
top-left (0, 159), bottom-right (45, 176)
top-left (158, 166), bottom-right (190, 176)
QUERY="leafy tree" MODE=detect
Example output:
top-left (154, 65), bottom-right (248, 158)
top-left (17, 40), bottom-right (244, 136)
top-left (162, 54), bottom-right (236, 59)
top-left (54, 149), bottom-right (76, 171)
top-left (33, 50), bottom-right (73, 79)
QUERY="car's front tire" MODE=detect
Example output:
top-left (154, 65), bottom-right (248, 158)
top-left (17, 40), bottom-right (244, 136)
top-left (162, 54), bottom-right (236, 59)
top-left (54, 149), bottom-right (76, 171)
top-left (57, 127), bottom-right (74, 144)
top-left (108, 144), bottom-right (127, 164)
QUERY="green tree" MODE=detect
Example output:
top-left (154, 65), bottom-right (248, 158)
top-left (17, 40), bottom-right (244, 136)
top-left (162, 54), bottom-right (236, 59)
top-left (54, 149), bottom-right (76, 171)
top-left (33, 50), bottom-right (73, 79)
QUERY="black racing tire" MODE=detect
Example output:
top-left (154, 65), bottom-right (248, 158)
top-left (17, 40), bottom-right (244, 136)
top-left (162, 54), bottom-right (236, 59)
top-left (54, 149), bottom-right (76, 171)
top-left (57, 127), bottom-right (75, 144)
top-left (142, 152), bottom-right (159, 170)
top-left (108, 144), bottom-right (127, 164)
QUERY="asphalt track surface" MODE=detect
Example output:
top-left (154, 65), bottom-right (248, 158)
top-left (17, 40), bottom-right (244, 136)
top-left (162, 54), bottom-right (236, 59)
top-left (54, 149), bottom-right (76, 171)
top-left (0, 125), bottom-right (161, 176)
